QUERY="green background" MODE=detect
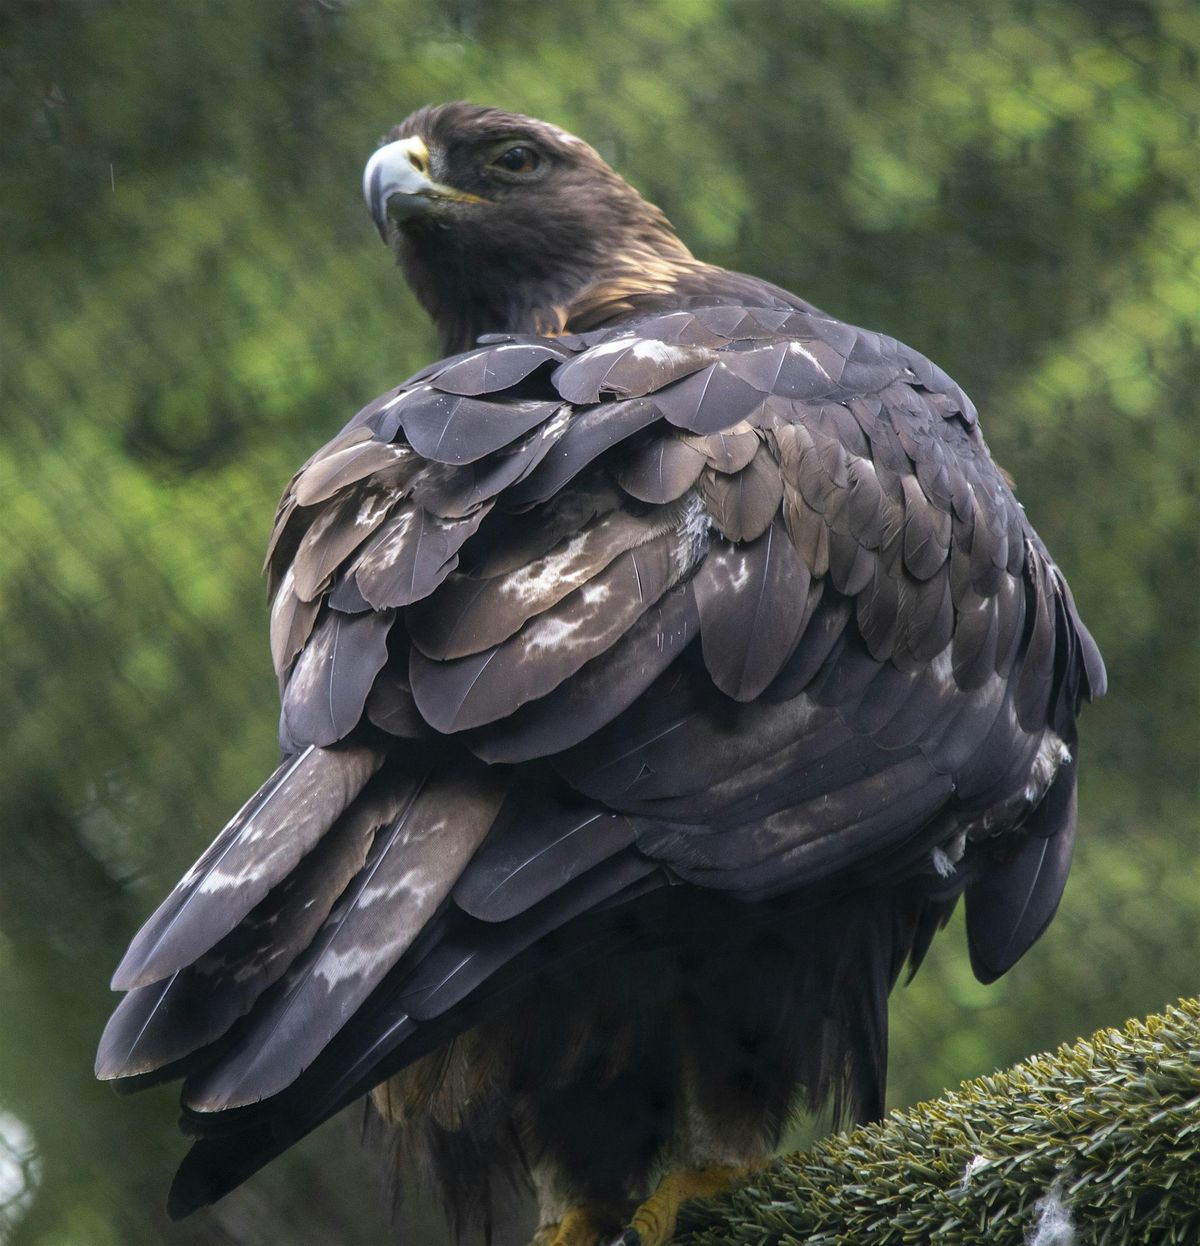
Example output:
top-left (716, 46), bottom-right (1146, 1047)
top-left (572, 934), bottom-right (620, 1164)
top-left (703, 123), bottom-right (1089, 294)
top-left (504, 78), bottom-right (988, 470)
top-left (2, 1), bottom-right (1196, 1241)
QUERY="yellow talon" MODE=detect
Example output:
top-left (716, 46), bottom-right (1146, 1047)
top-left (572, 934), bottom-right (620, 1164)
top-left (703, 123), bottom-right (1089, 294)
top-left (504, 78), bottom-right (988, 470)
top-left (533, 1204), bottom-right (618, 1246)
top-left (621, 1165), bottom-right (752, 1246)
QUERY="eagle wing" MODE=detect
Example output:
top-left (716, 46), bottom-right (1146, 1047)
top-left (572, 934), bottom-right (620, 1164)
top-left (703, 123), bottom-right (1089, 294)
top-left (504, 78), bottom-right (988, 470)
top-left (97, 302), bottom-right (1105, 1212)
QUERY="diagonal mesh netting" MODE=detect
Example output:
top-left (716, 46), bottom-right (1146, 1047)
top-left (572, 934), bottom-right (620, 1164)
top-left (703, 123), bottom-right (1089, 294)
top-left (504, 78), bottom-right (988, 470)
top-left (1, 2), bottom-right (1196, 1241)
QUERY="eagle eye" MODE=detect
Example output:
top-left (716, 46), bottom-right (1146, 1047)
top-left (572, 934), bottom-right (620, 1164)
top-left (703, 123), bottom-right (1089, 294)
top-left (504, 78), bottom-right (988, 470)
top-left (492, 145), bottom-right (541, 175)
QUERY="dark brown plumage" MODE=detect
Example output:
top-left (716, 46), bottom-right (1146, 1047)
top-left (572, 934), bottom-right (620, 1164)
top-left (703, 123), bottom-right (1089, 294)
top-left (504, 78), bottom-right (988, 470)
top-left (98, 103), bottom-right (1105, 1246)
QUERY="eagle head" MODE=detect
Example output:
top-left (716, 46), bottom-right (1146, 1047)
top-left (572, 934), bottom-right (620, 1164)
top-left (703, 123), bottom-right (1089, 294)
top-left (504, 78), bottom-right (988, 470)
top-left (363, 102), bottom-right (696, 352)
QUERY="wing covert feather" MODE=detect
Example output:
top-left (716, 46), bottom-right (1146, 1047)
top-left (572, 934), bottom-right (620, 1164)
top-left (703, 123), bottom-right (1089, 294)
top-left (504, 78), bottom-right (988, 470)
top-left (408, 531), bottom-right (685, 733)
top-left (693, 520), bottom-right (811, 702)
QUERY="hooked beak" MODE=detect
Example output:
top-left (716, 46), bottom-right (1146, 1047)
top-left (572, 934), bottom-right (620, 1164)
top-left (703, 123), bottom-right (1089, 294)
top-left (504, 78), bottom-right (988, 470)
top-left (363, 136), bottom-right (488, 240)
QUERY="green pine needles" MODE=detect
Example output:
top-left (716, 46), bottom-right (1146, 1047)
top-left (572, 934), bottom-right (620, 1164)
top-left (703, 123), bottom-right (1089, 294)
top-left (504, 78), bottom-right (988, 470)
top-left (677, 999), bottom-right (1200, 1245)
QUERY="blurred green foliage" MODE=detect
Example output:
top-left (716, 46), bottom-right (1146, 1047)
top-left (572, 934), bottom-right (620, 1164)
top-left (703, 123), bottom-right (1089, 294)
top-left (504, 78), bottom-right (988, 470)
top-left (1, 1), bottom-right (1196, 1242)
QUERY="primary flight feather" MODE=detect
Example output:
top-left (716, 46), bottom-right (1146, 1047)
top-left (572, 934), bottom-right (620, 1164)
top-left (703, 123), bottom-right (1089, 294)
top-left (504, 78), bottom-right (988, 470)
top-left (99, 102), bottom-right (1105, 1246)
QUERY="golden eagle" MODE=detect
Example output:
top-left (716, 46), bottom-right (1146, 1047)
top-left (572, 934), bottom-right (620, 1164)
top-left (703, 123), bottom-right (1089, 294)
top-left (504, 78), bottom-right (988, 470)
top-left (98, 103), bottom-right (1106, 1246)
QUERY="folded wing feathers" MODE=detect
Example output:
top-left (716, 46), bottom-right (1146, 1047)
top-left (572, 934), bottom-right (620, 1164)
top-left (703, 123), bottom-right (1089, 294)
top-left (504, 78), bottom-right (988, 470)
top-left (408, 530), bottom-right (685, 733)
top-left (111, 743), bottom-right (384, 991)
top-left (421, 414), bottom-right (571, 519)
top-left (616, 434), bottom-right (708, 504)
top-left (290, 489), bottom-right (394, 602)
top-left (966, 755), bottom-right (1078, 983)
top-left (97, 768), bottom-right (398, 1080)
top-left (291, 439), bottom-right (413, 508)
top-left (639, 753), bottom-right (952, 891)
top-left (452, 789), bottom-right (636, 922)
top-left (694, 520), bottom-right (811, 702)
top-left (279, 607), bottom-right (393, 750)
top-left (699, 442), bottom-right (783, 543)
top-left (466, 583), bottom-right (699, 765)
top-left (431, 341), bottom-right (569, 396)
top-left (551, 335), bottom-right (714, 404)
top-left (395, 387), bottom-right (565, 466)
top-left (104, 306), bottom-right (1103, 1194)
top-left (268, 565), bottom-right (321, 685)
top-left (679, 424), bottom-right (759, 473)
top-left (182, 764), bottom-right (506, 1110)
top-left (504, 397), bottom-right (661, 506)
top-left (349, 502), bottom-right (491, 610)
top-left (407, 510), bottom-right (659, 661)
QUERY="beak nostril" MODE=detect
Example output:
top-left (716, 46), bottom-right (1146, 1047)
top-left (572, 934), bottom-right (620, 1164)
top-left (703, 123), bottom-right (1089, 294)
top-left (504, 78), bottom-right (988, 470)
top-left (408, 152), bottom-right (428, 174)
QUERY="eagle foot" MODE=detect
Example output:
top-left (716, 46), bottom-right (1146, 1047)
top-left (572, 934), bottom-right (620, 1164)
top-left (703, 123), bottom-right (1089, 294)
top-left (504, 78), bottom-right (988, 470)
top-left (533, 1205), bottom-right (622, 1246)
top-left (607, 1164), bottom-right (752, 1246)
